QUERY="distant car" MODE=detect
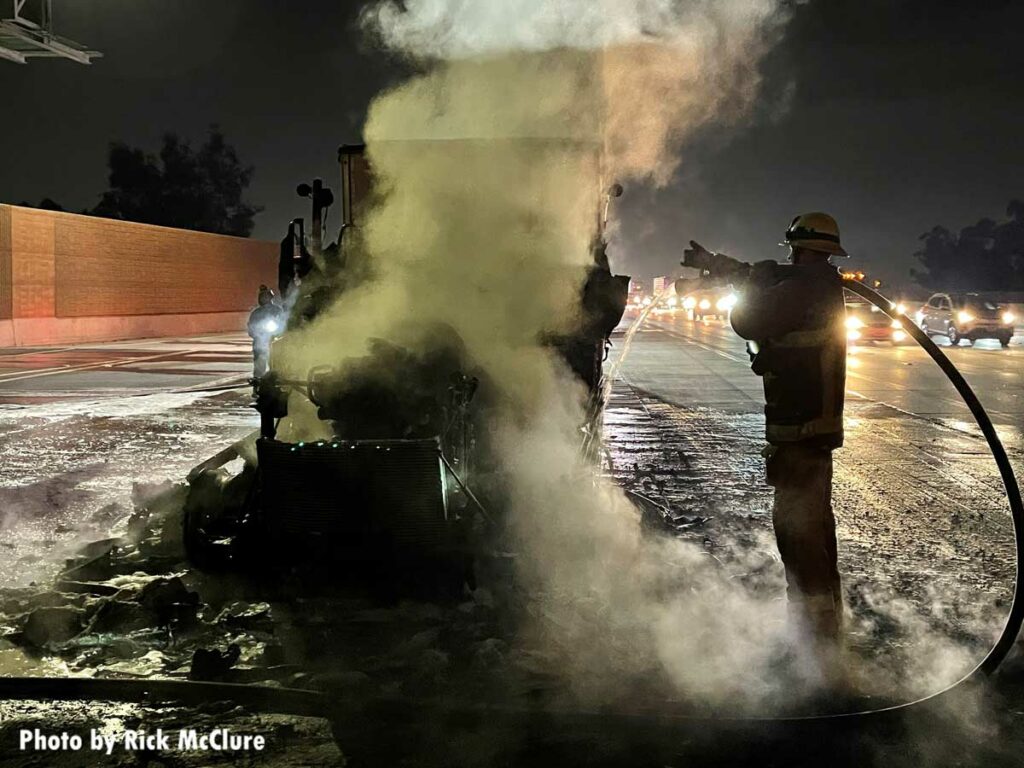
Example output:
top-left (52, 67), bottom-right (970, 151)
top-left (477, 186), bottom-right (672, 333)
top-left (844, 297), bottom-right (910, 345)
top-left (656, 294), bottom-right (681, 312)
top-left (626, 294), bottom-right (651, 311)
top-left (682, 286), bottom-right (738, 320)
top-left (917, 292), bottom-right (1015, 347)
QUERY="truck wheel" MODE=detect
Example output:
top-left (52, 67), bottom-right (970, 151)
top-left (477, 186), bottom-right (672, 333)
top-left (948, 326), bottom-right (961, 346)
top-left (1000, 335), bottom-right (1012, 348)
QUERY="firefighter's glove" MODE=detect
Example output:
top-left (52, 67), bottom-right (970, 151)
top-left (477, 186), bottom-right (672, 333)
top-left (682, 240), bottom-right (714, 271)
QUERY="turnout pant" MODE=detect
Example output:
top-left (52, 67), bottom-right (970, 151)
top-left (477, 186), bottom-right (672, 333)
top-left (252, 340), bottom-right (270, 378)
top-left (766, 442), bottom-right (843, 641)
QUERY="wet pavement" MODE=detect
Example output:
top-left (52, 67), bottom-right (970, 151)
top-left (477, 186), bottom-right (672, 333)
top-left (1, 326), bottom-right (1024, 765)
top-left (636, 309), bottom-right (1024, 447)
top-left (0, 335), bottom-right (257, 587)
top-left (0, 335), bottom-right (346, 765)
top-left (0, 335), bottom-right (253, 404)
top-left (609, 310), bottom-right (1024, 688)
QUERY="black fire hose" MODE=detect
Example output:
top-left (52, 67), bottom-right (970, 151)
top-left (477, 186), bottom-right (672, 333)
top-left (0, 282), bottom-right (1022, 730)
top-left (843, 280), bottom-right (1024, 678)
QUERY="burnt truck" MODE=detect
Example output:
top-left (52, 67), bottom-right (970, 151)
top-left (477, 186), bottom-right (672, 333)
top-left (183, 141), bottom-right (629, 588)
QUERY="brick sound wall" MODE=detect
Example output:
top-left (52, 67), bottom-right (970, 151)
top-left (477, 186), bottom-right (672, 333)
top-left (0, 205), bottom-right (278, 346)
top-left (0, 206), bottom-right (11, 320)
top-left (52, 213), bottom-right (274, 317)
top-left (9, 206), bottom-right (55, 318)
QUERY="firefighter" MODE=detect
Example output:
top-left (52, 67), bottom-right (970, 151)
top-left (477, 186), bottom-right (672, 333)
top-left (685, 212), bottom-right (848, 647)
top-left (247, 285), bottom-right (284, 379)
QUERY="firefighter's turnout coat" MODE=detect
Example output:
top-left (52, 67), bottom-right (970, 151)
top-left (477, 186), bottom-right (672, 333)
top-left (730, 262), bottom-right (847, 449)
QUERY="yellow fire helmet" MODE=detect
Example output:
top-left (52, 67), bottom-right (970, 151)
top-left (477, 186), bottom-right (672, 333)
top-left (781, 212), bottom-right (849, 256)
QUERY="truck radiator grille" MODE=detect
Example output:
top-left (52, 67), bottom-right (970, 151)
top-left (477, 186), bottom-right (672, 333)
top-left (256, 437), bottom-right (450, 553)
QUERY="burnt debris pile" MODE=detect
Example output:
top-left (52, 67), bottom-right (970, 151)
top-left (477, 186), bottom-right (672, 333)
top-left (309, 329), bottom-right (483, 442)
top-left (0, 479), bottom-right (551, 711)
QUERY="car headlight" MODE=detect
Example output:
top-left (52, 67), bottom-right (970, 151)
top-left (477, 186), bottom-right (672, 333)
top-left (698, 299), bottom-right (711, 310)
top-left (1003, 311), bottom-right (1015, 325)
top-left (892, 330), bottom-right (907, 342)
top-left (957, 311), bottom-right (974, 323)
top-left (716, 293), bottom-right (738, 312)
top-left (683, 297), bottom-right (696, 310)
top-left (847, 329), bottom-right (861, 341)
top-left (890, 319), bottom-right (902, 329)
top-left (895, 303), bottom-right (907, 315)
top-left (667, 297), bottom-right (678, 308)
top-left (845, 316), bottom-right (864, 330)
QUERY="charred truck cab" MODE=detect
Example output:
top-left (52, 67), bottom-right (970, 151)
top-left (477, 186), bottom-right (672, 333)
top-left (183, 142), bottom-right (629, 589)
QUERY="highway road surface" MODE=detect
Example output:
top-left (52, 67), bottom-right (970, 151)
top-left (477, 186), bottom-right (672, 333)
top-left (1, 324), bottom-right (1022, 697)
top-left (606, 308), bottom-right (1024, 696)
top-left (618, 308), bottom-right (1024, 447)
top-left (0, 335), bottom-right (258, 587)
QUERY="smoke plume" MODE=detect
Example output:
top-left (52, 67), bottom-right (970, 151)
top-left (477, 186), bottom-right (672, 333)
top-left (271, 0), bottom-right (981, 710)
top-left (362, 0), bottom-right (784, 184)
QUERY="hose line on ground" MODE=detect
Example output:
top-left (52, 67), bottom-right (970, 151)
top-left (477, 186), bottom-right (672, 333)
top-left (0, 282), bottom-right (1021, 727)
top-left (844, 280), bottom-right (1024, 678)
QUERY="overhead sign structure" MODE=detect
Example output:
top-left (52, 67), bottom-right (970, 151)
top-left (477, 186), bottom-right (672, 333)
top-left (0, 0), bottom-right (101, 64)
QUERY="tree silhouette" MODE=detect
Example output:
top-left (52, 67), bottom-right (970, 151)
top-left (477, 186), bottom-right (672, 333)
top-left (912, 200), bottom-right (1024, 291)
top-left (18, 198), bottom-right (65, 211)
top-left (90, 126), bottom-right (262, 237)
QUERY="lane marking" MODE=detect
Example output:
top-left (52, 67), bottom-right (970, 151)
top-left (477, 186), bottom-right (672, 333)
top-left (847, 367), bottom-right (1018, 422)
top-left (648, 322), bottom-right (748, 363)
top-left (636, 317), bottom-right (1022, 428)
top-left (0, 346), bottom-right (76, 361)
top-left (0, 350), bottom-right (192, 384)
top-left (622, 328), bottom-right (758, 405)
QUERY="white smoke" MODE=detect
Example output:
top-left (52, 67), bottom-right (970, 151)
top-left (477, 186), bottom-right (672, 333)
top-left (363, 0), bottom-right (774, 58)
top-left (362, 0), bottom-right (787, 184)
top-left (272, 0), bottom-right (986, 712)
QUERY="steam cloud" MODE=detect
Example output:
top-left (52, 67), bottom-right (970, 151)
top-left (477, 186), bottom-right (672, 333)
top-left (269, 0), bottom-right (984, 710)
top-left (361, 0), bottom-right (785, 183)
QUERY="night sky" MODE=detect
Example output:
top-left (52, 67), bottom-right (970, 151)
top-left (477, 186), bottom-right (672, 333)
top-left (1, 0), bottom-right (1022, 291)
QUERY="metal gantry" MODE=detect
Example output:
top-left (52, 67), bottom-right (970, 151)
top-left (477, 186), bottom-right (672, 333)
top-left (0, 0), bottom-right (101, 64)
